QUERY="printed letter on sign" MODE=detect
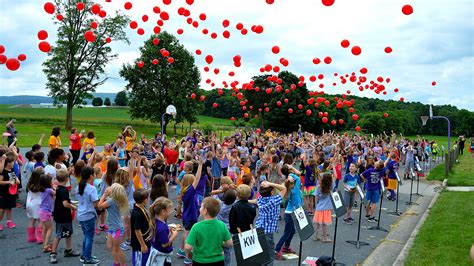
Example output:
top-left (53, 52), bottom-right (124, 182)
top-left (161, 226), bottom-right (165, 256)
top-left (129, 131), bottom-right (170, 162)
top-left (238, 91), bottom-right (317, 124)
top-left (238, 228), bottom-right (263, 260)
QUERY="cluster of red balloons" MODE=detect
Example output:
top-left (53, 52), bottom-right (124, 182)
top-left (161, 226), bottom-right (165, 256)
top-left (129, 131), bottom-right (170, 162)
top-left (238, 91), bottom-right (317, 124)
top-left (0, 45), bottom-right (22, 71)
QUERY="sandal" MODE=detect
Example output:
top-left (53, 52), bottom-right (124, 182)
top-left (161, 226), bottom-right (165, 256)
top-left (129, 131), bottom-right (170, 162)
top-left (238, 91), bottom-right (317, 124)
top-left (322, 239), bottom-right (333, 243)
top-left (312, 236), bottom-right (321, 241)
top-left (42, 244), bottom-right (52, 253)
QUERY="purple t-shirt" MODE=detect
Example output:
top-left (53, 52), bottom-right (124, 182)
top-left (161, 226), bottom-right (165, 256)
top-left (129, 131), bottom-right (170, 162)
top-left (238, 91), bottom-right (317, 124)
top-left (195, 175), bottom-right (207, 196)
top-left (151, 219), bottom-right (173, 253)
top-left (40, 188), bottom-right (54, 213)
top-left (304, 166), bottom-right (316, 187)
top-left (362, 168), bottom-right (384, 191)
top-left (387, 160), bottom-right (399, 179)
top-left (182, 186), bottom-right (199, 222)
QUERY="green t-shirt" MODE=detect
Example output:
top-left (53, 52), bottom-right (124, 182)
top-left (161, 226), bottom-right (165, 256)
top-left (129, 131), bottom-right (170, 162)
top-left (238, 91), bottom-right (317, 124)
top-left (186, 219), bottom-right (231, 263)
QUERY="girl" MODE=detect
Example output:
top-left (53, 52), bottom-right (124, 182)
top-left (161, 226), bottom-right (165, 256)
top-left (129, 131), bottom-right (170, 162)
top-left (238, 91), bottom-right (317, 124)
top-left (115, 167), bottom-right (135, 251)
top-left (77, 167), bottom-right (100, 265)
top-left (26, 168), bottom-right (43, 243)
top-left (99, 158), bottom-right (119, 231)
top-left (115, 139), bottom-right (127, 167)
top-left (140, 156), bottom-right (151, 189)
top-left (275, 164), bottom-right (302, 260)
top-left (98, 183), bottom-right (130, 266)
top-left (73, 160), bottom-right (85, 184)
top-left (83, 131), bottom-right (96, 152)
top-left (150, 174), bottom-right (169, 203)
top-left (313, 173), bottom-right (334, 243)
top-left (147, 197), bottom-right (179, 266)
top-left (124, 126), bottom-right (137, 165)
top-left (332, 152), bottom-right (343, 192)
top-left (38, 174), bottom-right (55, 252)
top-left (177, 158), bottom-right (203, 265)
top-left (0, 156), bottom-right (20, 231)
top-left (303, 155), bottom-right (318, 216)
top-left (48, 127), bottom-right (61, 150)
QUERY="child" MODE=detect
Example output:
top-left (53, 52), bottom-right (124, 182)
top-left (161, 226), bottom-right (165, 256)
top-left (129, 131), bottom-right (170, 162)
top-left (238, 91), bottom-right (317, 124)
top-left (255, 181), bottom-right (287, 264)
top-left (76, 166), bottom-right (101, 265)
top-left (34, 152), bottom-right (46, 169)
top-left (332, 153), bottom-right (343, 192)
top-left (385, 153), bottom-right (399, 201)
top-left (361, 161), bottom-right (385, 222)
top-left (342, 163), bottom-right (360, 224)
top-left (0, 155), bottom-right (20, 231)
top-left (92, 166), bottom-right (103, 234)
top-left (38, 174), bottom-right (55, 253)
top-left (177, 158), bottom-right (203, 264)
top-left (217, 189), bottom-right (237, 266)
top-left (275, 164), bottom-right (302, 260)
top-left (229, 184), bottom-right (257, 235)
top-left (313, 173), bottom-right (334, 242)
top-left (115, 167), bottom-right (135, 251)
top-left (131, 189), bottom-right (152, 266)
top-left (303, 156), bottom-right (318, 216)
top-left (147, 197), bottom-right (179, 266)
top-left (175, 161), bottom-right (194, 219)
top-left (211, 176), bottom-right (234, 201)
top-left (98, 183), bottom-right (130, 266)
top-left (50, 170), bottom-right (80, 263)
top-left (185, 197), bottom-right (233, 265)
top-left (26, 167), bottom-right (43, 243)
top-left (150, 174), bottom-right (168, 203)
top-left (24, 150), bottom-right (36, 182)
top-left (115, 140), bottom-right (127, 167)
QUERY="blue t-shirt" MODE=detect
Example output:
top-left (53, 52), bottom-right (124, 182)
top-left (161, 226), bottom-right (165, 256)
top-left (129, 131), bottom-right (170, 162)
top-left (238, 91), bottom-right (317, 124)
top-left (182, 185), bottom-right (199, 222)
top-left (315, 184), bottom-right (333, 211)
top-left (285, 173), bottom-right (302, 213)
top-left (343, 173), bottom-right (360, 191)
top-left (106, 198), bottom-right (123, 231)
top-left (304, 166), bottom-right (316, 187)
top-left (152, 219), bottom-right (172, 253)
top-left (76, 183), bottom-right (99, 222)
top-left (387, 160), bottom-right (399, 179)
top-left (362, 168), bottom-right (384, 191)
top-left (176, 170), bottom-right (186, 195)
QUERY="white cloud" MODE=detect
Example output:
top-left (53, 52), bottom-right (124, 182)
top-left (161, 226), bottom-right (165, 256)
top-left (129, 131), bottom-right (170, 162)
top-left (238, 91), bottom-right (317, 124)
top-left (0, 0), bottom-right (473, 110)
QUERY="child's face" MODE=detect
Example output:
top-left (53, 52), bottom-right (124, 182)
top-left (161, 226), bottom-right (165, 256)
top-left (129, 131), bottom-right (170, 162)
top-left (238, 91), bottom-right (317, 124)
top-left (161, 206), bottom-right (173, 219)
top-left (199, 204), bottom-right (208, 217)
top-left (349, 164), bottom-right (356, 173)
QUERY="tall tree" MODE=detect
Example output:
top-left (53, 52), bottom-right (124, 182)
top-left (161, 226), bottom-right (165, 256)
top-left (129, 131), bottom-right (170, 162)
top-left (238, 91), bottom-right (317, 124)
top-left (43, 0), bottom-right (129, 129)
top-left (115, 90), bottom-right (128, 106)
top-left (120, 31), bottom-right (201, 134)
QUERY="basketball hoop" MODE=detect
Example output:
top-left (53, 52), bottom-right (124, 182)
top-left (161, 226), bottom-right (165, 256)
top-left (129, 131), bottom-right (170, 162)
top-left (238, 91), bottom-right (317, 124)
top-left (166, 105), bottom-right (177, 119)
top-left (421, 116), bottom-right (429, 126)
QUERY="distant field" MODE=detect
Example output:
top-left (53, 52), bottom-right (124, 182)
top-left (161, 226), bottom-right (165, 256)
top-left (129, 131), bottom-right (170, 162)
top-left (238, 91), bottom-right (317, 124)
top-left (406, 135), bottom-right (450, 150)
top-left (0, 105), bottom-right (235, 147)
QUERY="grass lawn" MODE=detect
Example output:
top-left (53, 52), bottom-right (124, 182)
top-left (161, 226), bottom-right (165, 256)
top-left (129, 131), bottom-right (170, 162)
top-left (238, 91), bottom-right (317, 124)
top-left (407, 135), bottom-right (449, 150)
top-left (406, 191), bottom-right (474, 266)
top-left (426, 154), bottom-right (474, 186)
top-left (0, 105), bottom-right (236, 147)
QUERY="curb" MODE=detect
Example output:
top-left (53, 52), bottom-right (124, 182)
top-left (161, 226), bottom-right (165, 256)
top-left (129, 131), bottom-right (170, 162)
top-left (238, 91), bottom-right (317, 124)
top-left (392, 189), bottom-right (441, 265)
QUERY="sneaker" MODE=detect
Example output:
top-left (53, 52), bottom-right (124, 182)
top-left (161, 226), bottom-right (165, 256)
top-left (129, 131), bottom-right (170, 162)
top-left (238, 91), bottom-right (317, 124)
top-left (177, 249), bottom-right (187, 258)
top-left (348, 217), bottom-right (355, 222)
top-left (354, 201), bottom-right (358, 207)
top-left (120, 242), bottom-right (130, 251)
top-left (365, 215), bottom-right (370, 220)
top-left (282, 246), bottom-right (296, 254)
top-left (64, 249), bottom-right (81, 257)
top-left (80, 256), bottom-right (97, 263)
top-left (368, 217), bottom-right (376, 223)
top-left (275, 251), bottom-right (285, 260)
top-left (342, 218), bottom-right (352, 224)
top-left (125, 240), bottom-right (131, 245)
top-left (50, 253), bottom-right (58, 264)
top-left (0, 224), bottom-right (3, 231)
top-left (98, 224), bottom-right (108, 231)
top-left (83, 258), bottom-right (101, 265)
top-left (183, 257), bottom-right (193, 264)
top-left (6, 221), bottom-right (16, 229)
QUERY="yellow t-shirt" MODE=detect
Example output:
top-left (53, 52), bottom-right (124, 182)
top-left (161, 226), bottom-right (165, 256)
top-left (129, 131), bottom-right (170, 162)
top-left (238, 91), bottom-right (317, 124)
top-left (125, 136), bottom-right (134, 151)
top-left (49, 135), bottom-right (61, 149)
top-left (83, 138), bottom-right (96, 149)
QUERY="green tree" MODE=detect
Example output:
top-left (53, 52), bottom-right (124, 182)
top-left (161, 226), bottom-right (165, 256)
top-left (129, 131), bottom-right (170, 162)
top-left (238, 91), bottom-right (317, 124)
top-left (359, 112), bottom-right (386, 134)
top-left (104, 97), bottom-right (111, 106)
top-left (92, 97), bottom-right (103, 106)
top-left (115, 90), bottom-right (128, 106)
top-left (43, 0), bottom-right (129, 130)
top-left (120, 32), bottom-right (201, 134)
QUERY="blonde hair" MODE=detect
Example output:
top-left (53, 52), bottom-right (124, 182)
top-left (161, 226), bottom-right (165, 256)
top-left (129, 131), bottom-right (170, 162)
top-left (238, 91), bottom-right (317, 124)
top-left (149, 197), bottom-right (173, 241)
top-left (115, 168), bottom-right (130, 188)
top-left (221, 176), bottom-right (233, 185)
top-left (93, 166), bottom-right (102, 178)
top-left (180, 174), bottom-right (195, 195)
top-left (110, 183), bottom-right (129, 214)
top-left (236, 184), bottom-right (251, 200)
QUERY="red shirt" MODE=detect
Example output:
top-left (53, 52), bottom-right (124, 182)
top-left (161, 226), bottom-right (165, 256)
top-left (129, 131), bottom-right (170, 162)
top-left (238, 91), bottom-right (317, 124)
top-left (164, 148), bottom-right (179, 165)
top-left (69, 133), bottom-right (82, 151)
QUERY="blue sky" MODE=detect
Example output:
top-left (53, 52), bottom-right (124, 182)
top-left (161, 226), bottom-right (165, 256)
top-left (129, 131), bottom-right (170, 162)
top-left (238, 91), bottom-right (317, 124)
top-left (0, 0), bottom-right (473, 111)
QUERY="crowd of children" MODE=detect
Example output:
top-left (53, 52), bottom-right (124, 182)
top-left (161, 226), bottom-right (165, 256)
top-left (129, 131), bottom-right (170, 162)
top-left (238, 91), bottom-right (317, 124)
top-left (0, 122), bottom-right (450, 265)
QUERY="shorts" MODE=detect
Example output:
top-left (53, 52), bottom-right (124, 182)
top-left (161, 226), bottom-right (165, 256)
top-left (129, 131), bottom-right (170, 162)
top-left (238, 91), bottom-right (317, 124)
top-left (146, 247), bottom-right (171, 266)
top-left (313, 209), bottom-right (332, 225)
top-left (404, 160), bottom-right (414, 172)
top-left (197, 194), bottom-right (204, 206)
top-left (387, 178), bottom-right (398, 190)
top-left (344, 190), bottom-right (355, 208)
top-left (133, 249), bottom-right (151, 266)
top-left (183, 220), bottom-right (197, 231)
top-left (0, 194), bottom-right (16, 209)
top-left (38, 210), bottom-right (53, 222)
top-left (108, 227), bottom-right (125, 239)
top-left (303, 186), bottom-right (316, 196)
top-left (366, 189), bottom-right (380, 204)
top-left (166, 165), bottom-right (177, 177)
top-left (55, 222), bottom-right (73, 239)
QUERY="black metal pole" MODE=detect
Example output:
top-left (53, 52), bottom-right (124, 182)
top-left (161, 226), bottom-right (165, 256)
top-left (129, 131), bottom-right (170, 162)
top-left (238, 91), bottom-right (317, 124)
top-left (298, 241), bottom-right (302, 266)
top-left (368, 190), bottom-right (388, 232)
top-left (346, 198), bottom-right (370, 248)
top-left (406, 169), bottom-right (418, 206)
top-left (388, 179), bottom-right (402, 216)
top-left (331, 217), bottom-right (338, 263)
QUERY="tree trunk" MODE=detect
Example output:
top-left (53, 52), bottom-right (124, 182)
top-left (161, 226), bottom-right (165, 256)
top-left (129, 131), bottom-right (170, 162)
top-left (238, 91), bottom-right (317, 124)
top-left (173, 122), bottom-right (177, 136)
top-left (66, 103), bottom-right (73, 130)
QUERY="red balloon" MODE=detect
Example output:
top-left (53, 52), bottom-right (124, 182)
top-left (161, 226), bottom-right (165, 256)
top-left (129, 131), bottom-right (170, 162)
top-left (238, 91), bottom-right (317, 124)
top-left (137, 28), bottom-right (145, 35)
top-left (331, 120), bottom-right (337, 126)
top-left (351, 46), bottom-right (362, 55)
top-left (153, 6), bottom-right (161, 13)
top-left (324, 56), bottom-right (332, 64)
top-left (200, 95), bottom-right (206, 101)
top-left (137, 61), bottom-right (144, 68)
top-left (298, 104), bottom-right (303, 110)
top-left (306, 110), bottom-right (312, 116)
top-left (384, 113), bottom-right (389, 118)
top-left (44, 2), bottom-right (56, 14)
top-left (276, 101), bottom-right (282, 106)
top-left (90, 4), bottom-right (101, 14)
top-left (152, 59), bottom-right (159, 65)
top-left (402, 5), bottom-right (413, 15)
top-left (38, 41), bottom-right (51, 53)
top-left (400, 97), bottom-right (405, 102)
top-left (284, 98), bottom-right (289, 103)
top-left (360, 67), bottom-right (368, 74)
top-left (230, 117), bottom-right (235, 121)
top-left (223, 31), bottom-right (230, 39)
top-left (205, 55), bottom-right (213, 64)
top-left (91, 22), bottom-right (98, 29)
top-left (432, 81), bottom-right (437, 86)
top-left (163, 0), bottom-right (172, 4)
top-left (322, 117), bottom-right (328, 123)
top-left (338, 119), bottom-right (344, 125)
top-left (124, 2), bottom-right (132, 10)
top-left (313, 58), bottom-right (321, 64)
top-left (341, 39), bottom-right (350, 48)
top-left (0, 45), bottom-right (4, 54)
top-left (191, 93), bottom-right (196, 99)
top-left (0, 54), bottom-right (7, 64)
top-left (153, 38), bottom-right (160, 45)
top-left (84, 31), bottom-right (96, 42)
top-left (288, 108), bottom-right (293, 114)
top-left (130, 21), bottom-right (138, 29)
top-left (17, 54), bottom-right (26, 61)
top-left (272, 46), bottom-right (280, 54)
top-left (38, 30), bottom-right (48, 40)
top-left (76, 2), bottom-right (85, 10)
top-left (142, 15), bottom-right (149, 22)
top-left (355, 126), bottom-right (361, 132)
top-left (384, 46), bottom-right (393, 54)
top-left (266, 0), bottom-right (275, 4)
top-left (160, 12), bottom-right (169, 20)
top-left (177, 29), bottom-right (184, 35)
top-left (213, 103), bottom-right (218, 108)
top-left (167, 57), bottom-right (174, 64)
top-left (352, 114), bottom-right (359, 121)
top-left (321, 0), bottom-right (335, 6)
top-left (222, 19), bottom-right (230, 28)
top-left (199, 13), bottom-right (207, 21)
top-left (5, 58), bottom-right (20, 71)
top-left (56, 13), bottom-right (64, 21)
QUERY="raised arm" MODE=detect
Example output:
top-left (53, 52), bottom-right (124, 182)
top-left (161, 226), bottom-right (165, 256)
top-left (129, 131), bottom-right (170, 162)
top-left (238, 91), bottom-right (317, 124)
top-left (192, 158), bottom-right (204, 189)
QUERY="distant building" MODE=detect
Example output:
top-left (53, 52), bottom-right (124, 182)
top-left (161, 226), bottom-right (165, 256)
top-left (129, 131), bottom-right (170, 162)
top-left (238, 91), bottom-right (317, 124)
top-left (30, 103), bottom-right (105, 108)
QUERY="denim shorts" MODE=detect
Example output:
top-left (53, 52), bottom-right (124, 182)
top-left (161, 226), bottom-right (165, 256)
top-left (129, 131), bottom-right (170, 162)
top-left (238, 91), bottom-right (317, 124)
top-left (366, 189), bottom-right (380, 204)
top-left (183, 220), bottom-right (197, 231)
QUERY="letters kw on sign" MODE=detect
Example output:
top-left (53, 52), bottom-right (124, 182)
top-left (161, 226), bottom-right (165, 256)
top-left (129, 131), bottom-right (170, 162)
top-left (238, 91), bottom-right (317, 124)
top-left (238, 229), bottom-right (263, 260)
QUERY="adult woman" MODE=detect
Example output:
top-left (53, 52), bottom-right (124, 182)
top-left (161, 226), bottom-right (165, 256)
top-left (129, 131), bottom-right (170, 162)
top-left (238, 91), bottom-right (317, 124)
top-left (69, 128), bottom-right (85, 165)
top-left (48, 127), bottom-right (61, 150)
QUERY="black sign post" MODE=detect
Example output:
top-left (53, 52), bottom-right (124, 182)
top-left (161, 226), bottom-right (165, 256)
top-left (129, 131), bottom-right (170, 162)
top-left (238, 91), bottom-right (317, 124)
top-left (368, 181), bottom-right (388, 232)
top-left (388, 172), bottom-right (402, 216)
top-left (329, 190), bottom-right (346, 266)
top-left (346, 185), bottom-right (370, 249)
top-left (232, 227), bottom-right (271, 266)
top-left (291, 207), bottom-right (315, 266)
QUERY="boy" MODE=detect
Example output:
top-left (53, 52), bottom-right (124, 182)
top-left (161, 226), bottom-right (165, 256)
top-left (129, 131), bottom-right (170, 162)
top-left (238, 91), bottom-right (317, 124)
top-left (385, 153), bottom-right (399, 201)
top-left (50, 170), bottom-right (80, 264)
top-left (185, 197), bottom-right (233, 265)
top-left (361, 161), bottom-right (385, 223)
top-left (255, 181), bottom-right (287, 265)
top-left (229, 184), bottom-right (256, 234)
top-left (217, 189), bottom-right (237, 266)
top-left (342, 163), bottom-right (360, 224)
top-left (131, 189), bottom-right (151, 266)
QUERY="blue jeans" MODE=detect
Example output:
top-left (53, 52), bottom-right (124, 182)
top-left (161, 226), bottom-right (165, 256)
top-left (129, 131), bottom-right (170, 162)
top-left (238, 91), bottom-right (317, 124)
top-left (80, 217), bottom-right (96, 261)
top-left (275, 213), bottom-right (295, 252)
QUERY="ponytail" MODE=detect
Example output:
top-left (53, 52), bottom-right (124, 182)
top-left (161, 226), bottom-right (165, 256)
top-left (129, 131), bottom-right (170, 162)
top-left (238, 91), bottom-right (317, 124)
top-left (79, 166), bottom-right (95, 196)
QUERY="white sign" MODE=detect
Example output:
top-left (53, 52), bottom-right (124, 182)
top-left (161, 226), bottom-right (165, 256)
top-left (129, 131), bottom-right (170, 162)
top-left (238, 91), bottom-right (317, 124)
top-left (380, 179), bottom-right (386, 193)
top-left (395, 172), bottom-right (401, 182)
top-left (356, 184), bottom-right (365, 200)
top-left (294, 207), bottom-right (309, 230)
top-left (238, 229), bottom-right (263, 260)
top-left (166, 105), bottom-right (177, 115)
top-left (331, 192), bottom-right (343, 209)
